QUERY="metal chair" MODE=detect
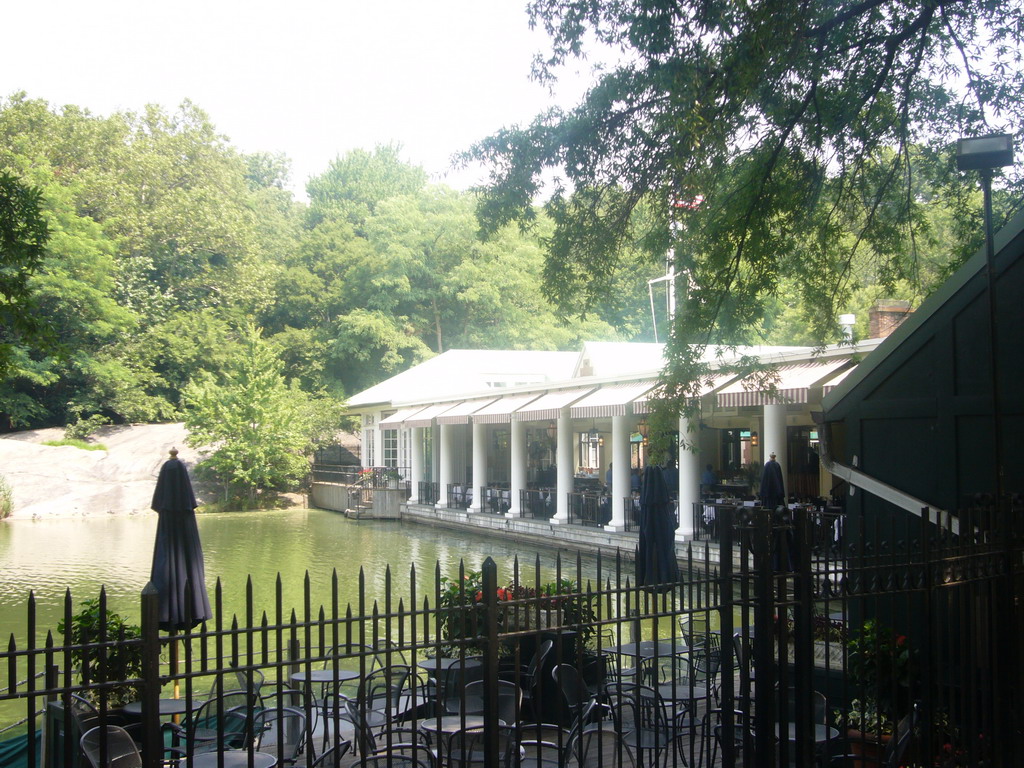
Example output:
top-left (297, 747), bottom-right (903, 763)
top-left (252, 705), bottom-right (307, 766)
top-left (603, 681), bottom-right (691, 768)
top-left (575, 725), bottom-right (638, 768)
top-left (80, 725), bottom-right (142, 768)
top-left (443, 724), bottom-right (519, 768)
top-left (455, 679), bottom-right (522, 726)
top-left (311, 742), bottom-right (353, 768)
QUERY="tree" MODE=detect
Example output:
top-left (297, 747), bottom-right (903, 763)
top-left (306, 145), bottom-right (427, 229)
top-left (0, 172), bottom-right (50, 380)
top-left (183, 324), bottom-right (340, 501)
top-left (469, 0), bottom-right (1024, 422)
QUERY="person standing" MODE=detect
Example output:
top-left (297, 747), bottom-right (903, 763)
top-left (760, 450), bottom-right (793, 571)
top-left (760, 451), bottom-right (786, 509)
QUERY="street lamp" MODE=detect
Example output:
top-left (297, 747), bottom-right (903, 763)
top-left (956, 133), bottom-right (1014, 502)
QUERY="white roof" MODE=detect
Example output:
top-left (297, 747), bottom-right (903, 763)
top-left (347, 349), bottom-right (578, 408)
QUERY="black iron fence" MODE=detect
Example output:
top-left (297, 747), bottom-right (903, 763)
top-left (2, 499), bottom-right (1021, 768)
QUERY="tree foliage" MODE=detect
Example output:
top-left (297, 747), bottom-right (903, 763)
top-left (0, 172), bottom-right (50, 380)
top-left (183, 324), bottom-right (343, 500)
top-left (469, 0), bottom-right (1024, 420)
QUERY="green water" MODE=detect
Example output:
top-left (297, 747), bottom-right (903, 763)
top-left (0, 508), bottom-right (607, 643)
top-left (0, 508), bottom-right (613, 731)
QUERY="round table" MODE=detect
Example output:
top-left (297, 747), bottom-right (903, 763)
top-left (186, 750), bottom-right (277, 768)
top-left (604, 640), bottom-right (687, 659)
top-left (122, 697), bottom-right (201, 717)
top-left (288, 668), bottom-right (361, 686)
top-left (419, 715), bottom-right (491, 736)
top-left (416, 657), bottom-right (482, 673)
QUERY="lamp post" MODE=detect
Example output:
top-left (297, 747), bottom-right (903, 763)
top-left (955, 134), bottom-right (1014, 503)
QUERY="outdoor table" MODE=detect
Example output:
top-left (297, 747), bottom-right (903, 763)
top-left (650, 681), bottom-right (709, 704)
top-left (186, 749), bottom-right (277, 768)
top-left (123, 697), bottom-right (202, 717)
top-left (419, 715), bottom-right (498, 736)
top-left (605, 640), bottom-right (687, 660)
top-left (416, 657), bottom-right (482, 673)
top-left (288, 667), bottom-right (361, 687)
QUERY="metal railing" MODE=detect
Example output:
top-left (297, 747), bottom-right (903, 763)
top-left (519, 489), bottom-right (555, 520)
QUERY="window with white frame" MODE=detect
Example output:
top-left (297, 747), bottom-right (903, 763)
top-left (383, 428), bottom-right (398, 468)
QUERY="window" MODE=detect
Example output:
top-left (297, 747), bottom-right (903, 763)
top-left (383, 428), bottom-right (398, 468)
top-left (364, 429), bottom-right (375, 467)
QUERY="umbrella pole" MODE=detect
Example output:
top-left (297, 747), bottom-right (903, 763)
top-left (169, 631), bottom-right (181, 725)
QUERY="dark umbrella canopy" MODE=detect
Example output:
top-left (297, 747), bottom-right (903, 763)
top-left (150, 449), bottom-right (212, 630)
top-left (635, 465), bottom-right (680, 591)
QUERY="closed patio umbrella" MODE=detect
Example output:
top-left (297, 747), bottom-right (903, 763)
top-left (150, 448), bottom-right (211, 631)
top-left (635, 465), bottom-right (680, 591)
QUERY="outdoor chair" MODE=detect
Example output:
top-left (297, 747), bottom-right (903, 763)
top-left (574, 725), bottom-right (638, 768)
top-left (442, 724), bottom-right (519, 768)
top-left (342, 689), bottom-right (425, 759)
top-left (354, 754), bottom-right (434, 768)
top-left (552, 664), bottom-right (605, 733)
top-left (262, 686), bottom-right (319, 745)
top-left (453, 679), bottom-right (522, 726)
top-left (252, 705), bottom-right (307, 766)
top-left (517, 722), bottom-right (575, 768)
top-left (603, 681), bottom-right (692, 768)
top-left (700, 708), bottom-right (752, 768)
top-left (600, 629), bottom-right (637, 683)
top-left (165, 692), bottom-right (255, 756)
top-left (80, 725), bottom-right (142, 768)
top-left (312, 741), bottom-right (353, 768)
top-left (497, 638), bottom-right (551, 720)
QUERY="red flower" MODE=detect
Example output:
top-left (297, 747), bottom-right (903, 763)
top-left (474, 590), bottom-right (483, 602)
top-left (896, 635), bottom-right (907, 647)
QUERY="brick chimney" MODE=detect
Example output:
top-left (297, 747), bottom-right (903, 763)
top-left (868, 300), bottom-right (913, 338)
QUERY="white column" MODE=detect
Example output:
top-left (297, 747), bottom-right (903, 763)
top-left (763, 403), bottom-right (788, 493)
top-left (409, 427), bottom-right (424, 504)
top-left (677, 414), bottom-right (700, 540)
top-left (552, 407), bottom-right (573, 524)
top-left (508, 419), bottom-right (527, 518)
top-left (470, 421), bottom-right (487, 513)
top-left (436, 423), bottom-right (454, 509)
top-left (606, 414), bottom-right (630, 531)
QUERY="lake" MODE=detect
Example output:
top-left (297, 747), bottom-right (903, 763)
top-left (0, 507), bottom-right (605, 643)
top-left (1, 507), bottom-right (615, 732)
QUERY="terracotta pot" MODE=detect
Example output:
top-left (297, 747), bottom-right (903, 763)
top-left (846, 728), bottom-right (892, 768)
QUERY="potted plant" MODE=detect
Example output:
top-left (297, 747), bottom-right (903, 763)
top-left (383, 468), bottom-right (402, 488)
top-left (836, 619), bottom-right (916, 759)
top-left (58, 599), bottom-right (144, 709)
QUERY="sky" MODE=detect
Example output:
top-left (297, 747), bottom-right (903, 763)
top-left (1, 0), bottom-right (595, 198)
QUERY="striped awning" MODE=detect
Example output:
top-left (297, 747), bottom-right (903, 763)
top-left (378, 406), bottom-right (429, 426)
top-left (472, 393), bottom-right (544, 424)
top-left (435, 398), bottom-right (498, 425)
top-left (404, 402), bottom-right (460, 428)
top-left (822, 366), bottom-right (855, 396)
top-left (716, 360), bottom-right (852, 408)
top-left (514, 387), bottom-right (596, 422)
top-left (632, 374), bottom-right (738, 414)
top-left (570, 381), bottom-right (658, 419)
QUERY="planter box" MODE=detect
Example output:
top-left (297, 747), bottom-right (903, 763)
top-left (786, 640), bottom-right (845, 669)
top-left (505, 607), bottom-right (560, 632)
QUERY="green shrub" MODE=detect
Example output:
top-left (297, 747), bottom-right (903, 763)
top-left (58, 599), bottom-right (144, 708)
top-left (65, 414), bottom-right (110, 442)
top-left (0, 475), bottom-right (12, 519)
